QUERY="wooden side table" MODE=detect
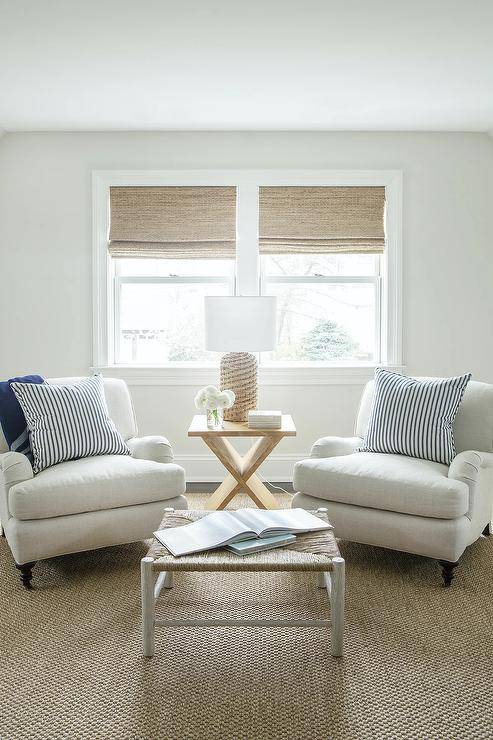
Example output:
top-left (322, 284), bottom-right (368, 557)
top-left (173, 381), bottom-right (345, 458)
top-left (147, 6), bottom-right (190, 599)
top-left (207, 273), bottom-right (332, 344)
top-left (188, 414), bottom-right (296, 510)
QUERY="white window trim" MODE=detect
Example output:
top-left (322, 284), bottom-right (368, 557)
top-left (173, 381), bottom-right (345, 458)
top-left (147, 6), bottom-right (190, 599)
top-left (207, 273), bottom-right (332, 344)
top-left (92, 169), bottom-right (403, 385)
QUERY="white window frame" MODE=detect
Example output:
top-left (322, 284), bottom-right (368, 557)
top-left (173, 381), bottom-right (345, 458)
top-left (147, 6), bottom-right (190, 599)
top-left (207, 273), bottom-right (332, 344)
top-left (92, 169), bottom-right (402, 386)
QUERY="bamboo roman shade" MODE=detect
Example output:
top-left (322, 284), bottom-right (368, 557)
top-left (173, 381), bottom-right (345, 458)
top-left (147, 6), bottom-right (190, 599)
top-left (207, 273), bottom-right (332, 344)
top-left (108, 186), bottom-right (237, 258)
top-left (259, 186), bottom-right (386, 254)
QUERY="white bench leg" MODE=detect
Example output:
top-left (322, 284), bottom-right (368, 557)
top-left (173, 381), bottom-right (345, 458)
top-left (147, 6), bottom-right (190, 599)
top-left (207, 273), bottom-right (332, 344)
top-left (141, 556), bottom-right (156, 657)
top-left (163, 571), bottom-right (174, 589)
top-left (154, 570), bottom-right (174, 599)
top-left (315, 510), bottom-right (329, 589)
top-left (329, 556), bottom-right (345, 657)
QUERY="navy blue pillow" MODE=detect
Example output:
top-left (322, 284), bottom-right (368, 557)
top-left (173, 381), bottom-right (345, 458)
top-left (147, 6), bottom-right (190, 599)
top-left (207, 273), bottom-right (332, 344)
top-left (0, 375), bottom-right (44, 463)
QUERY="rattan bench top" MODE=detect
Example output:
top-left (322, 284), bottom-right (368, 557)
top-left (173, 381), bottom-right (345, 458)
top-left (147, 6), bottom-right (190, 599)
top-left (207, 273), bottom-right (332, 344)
top-left (146, 509), bottom-right (341, 573)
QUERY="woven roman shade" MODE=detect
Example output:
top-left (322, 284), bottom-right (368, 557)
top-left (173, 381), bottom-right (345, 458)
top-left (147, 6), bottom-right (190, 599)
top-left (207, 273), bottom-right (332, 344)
top-left (259, 186), bottom-right (386, 254)
top-left (108, 186), bottom-right (236, 258)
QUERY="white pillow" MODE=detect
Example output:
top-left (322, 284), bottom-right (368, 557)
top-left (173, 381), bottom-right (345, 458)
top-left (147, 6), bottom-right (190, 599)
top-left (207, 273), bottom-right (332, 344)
top-left (359, 369), bottom-right (471, 464)
top-left (11, 375), bottom-right (130, 474)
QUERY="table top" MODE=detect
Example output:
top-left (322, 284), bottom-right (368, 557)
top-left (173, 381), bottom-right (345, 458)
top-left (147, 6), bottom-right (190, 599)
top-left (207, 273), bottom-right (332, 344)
top-left (188, 414), bottom-right (296, 438)
top-left (146, 509), bottom-right (340, 572)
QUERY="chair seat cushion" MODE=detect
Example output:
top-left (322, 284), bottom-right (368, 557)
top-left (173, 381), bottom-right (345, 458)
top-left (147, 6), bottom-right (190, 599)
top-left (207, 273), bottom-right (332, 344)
top-left (293, 452), bottom-right (469, 519)
top-left (9, 455), bottom-right (186, 521)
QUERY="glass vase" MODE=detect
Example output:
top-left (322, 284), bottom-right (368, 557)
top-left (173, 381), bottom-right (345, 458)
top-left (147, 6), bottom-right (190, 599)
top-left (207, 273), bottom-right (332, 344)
top-left (207, 407), bottom-right (223, 430)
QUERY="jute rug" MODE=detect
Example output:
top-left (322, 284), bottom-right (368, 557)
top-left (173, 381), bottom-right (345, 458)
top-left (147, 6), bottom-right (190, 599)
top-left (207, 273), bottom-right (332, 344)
top-left (1, 492), bottom-right (492, 740)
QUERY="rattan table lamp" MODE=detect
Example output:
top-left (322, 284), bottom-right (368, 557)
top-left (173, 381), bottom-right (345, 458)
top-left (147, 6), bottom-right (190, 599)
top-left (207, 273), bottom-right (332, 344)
top-left (204, 296), bottom-right (277, 422)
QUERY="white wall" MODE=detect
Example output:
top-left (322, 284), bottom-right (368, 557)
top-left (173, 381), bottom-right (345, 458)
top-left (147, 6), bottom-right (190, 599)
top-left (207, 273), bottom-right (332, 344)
top-left (1, 132), bottom-right (492, 480)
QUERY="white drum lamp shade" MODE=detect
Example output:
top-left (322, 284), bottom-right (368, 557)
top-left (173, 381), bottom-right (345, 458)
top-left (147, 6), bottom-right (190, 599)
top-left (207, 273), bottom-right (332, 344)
top-left (204, 296), bottom-right (277, 422)
top-left (205, 296), bottom-right (277, 352)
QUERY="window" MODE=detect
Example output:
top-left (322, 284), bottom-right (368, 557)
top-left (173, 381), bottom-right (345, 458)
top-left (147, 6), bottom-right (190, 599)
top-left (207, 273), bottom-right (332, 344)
top-left (93, 170), bottom-right (402, 377)
top-left (261, 253), bottom-right (380, 364)
top-left (114, 258), bottom-right (234, 364)
top-left (107, 185), bottom-right (236, 365)
top-left (258, 185), bottom-right (385, 365)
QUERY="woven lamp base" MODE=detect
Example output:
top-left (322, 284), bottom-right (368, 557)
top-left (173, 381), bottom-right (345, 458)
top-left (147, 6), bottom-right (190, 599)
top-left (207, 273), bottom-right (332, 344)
top-left (220, 352), bottom-right (257, 422)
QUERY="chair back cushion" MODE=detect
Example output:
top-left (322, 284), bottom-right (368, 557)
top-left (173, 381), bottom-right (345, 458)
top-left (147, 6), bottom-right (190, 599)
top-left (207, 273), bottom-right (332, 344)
top-left (356, 375), bottom-right (493, 455)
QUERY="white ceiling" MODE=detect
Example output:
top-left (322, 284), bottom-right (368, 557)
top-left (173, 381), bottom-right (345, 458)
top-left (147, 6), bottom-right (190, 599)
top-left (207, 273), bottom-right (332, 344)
top-left (1, 0), bottom-right (492, 133)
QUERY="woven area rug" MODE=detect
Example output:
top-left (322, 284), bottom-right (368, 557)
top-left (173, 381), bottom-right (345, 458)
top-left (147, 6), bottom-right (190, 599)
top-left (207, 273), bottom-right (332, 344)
top-left (1, 492), bottom-right (492, 740)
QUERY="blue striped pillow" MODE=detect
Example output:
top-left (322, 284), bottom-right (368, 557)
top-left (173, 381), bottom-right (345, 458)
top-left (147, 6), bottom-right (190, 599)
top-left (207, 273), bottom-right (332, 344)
top-left (11, 375), bottom-right (130, 474)
top-left (360, 369), bottom-right (471, 464)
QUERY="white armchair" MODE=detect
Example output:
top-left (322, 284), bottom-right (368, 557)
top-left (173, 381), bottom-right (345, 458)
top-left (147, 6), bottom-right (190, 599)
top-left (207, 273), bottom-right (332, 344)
top-left (293, 378), bottom-right (493, 586)
top-left (0, 377), bottom-right (187, 588)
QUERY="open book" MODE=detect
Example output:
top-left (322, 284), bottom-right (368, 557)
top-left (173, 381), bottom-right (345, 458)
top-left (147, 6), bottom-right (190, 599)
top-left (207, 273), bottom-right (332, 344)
top-left (154, 508), bottom-right (331, 557)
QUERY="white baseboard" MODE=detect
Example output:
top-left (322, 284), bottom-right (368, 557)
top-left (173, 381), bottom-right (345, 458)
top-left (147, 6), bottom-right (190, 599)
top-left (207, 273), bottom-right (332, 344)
top-left (173, 453), bottom-right (303, 483)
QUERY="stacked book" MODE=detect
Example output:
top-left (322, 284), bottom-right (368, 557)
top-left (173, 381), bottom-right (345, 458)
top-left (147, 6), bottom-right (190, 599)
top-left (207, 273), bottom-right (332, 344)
top-left (248, 410), bottom-right (282, 429)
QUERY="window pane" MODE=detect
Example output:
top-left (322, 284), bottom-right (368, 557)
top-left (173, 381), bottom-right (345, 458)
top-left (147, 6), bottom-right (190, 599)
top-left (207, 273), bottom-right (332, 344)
top-left (116, 257), bottom-right (234, 277)
top-left (262, 282), bottom-right (377, 363)
top-left (262, 253), bottom-right (379, 277)
top-left (117, 282), bottom-right (229, 364)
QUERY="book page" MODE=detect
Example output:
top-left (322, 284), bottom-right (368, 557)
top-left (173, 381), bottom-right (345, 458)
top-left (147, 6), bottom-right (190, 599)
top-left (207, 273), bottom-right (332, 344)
top-left (154, 511), bottom-right (254, 557)
top-left (233, 508), bottom-right (331, 537)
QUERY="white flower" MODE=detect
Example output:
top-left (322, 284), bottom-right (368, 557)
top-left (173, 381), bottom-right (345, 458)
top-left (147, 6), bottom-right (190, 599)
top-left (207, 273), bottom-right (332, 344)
top-left (205, 393), bottom-right (221, 410)
top-left (194, 387), bottom-right (211, 410)
top-left (218, 389), bottom-right (235, 409)
top-left (194, 385), bottom-right (220, 411)
top-left (215, 394), bottom-right (229, 409)
top-left (194, 386), bottom-right (235, 411)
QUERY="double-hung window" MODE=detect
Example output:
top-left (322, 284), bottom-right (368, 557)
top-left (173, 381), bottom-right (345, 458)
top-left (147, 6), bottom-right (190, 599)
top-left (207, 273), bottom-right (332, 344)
top-left (259, 186), bottom-right (384, 365)
top-left (108, 186), bottom-right (236, 365)
top-left (94, 171), bottom-right (401, 374)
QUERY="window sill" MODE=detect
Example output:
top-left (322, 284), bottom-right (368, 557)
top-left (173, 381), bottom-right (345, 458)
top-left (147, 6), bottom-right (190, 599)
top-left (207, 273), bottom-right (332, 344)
top-left (92, 364), bottom-right (404, 386)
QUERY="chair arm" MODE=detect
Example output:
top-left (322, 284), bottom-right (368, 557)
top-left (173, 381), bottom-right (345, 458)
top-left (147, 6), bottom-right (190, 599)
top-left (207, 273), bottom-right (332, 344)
top-left (310, 436), bottom-right (362, 459)
top-left (0, 451), bottom-right (34, 486)
top-left (127, 436), bottom-right (174, 464)
top-left (0, 452), bottom-right (34, 525)
top-left (448, 450), bottom-right (493, 524)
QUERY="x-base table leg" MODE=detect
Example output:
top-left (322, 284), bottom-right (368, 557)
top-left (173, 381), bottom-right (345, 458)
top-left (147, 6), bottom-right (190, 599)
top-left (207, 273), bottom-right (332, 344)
top-left (203, 435), bottom-right (283, 510)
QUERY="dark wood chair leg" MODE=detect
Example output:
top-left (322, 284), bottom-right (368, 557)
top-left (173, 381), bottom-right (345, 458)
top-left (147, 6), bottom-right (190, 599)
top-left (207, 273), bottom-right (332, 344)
top-left (438, 560), bottom-right (459, 587)
top-left (15, 562), bottom-right (36, 589)
top-left (483, 522), bottom-right (491, 536)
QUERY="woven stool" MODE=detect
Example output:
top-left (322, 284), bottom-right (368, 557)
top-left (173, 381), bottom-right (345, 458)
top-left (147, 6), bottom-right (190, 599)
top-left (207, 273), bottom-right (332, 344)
top-left (141, 508), bottom-right (345, 658)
